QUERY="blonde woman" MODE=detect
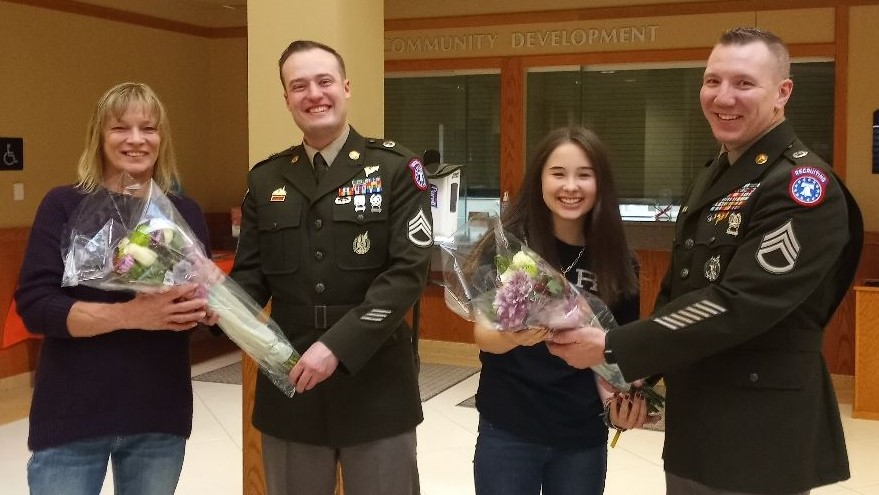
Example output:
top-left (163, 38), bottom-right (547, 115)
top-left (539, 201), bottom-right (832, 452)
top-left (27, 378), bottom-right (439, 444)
top-left (16, 83), bottom-right (213, 495)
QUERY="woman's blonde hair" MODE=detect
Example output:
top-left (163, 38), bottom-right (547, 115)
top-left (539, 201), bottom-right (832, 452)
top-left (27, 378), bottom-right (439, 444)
top-left (76, 82), bottom-right (179, 193)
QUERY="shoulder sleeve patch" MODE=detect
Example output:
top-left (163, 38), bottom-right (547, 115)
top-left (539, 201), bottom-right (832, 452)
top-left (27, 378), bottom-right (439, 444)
top-left (788, 166), bottom-right (829, 207)
top-left (408, 158), bottom-right (428, 190)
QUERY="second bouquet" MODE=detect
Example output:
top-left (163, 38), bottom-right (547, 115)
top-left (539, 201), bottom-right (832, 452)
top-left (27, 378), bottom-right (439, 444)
top-left (440, 218), bottom-right (664, 414)
top-left (62, 177), bottom-right (300, 397)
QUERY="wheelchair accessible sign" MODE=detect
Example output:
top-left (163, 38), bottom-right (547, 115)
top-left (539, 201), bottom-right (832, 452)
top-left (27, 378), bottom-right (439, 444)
top-left (1, 137), bottom-right (23, 171)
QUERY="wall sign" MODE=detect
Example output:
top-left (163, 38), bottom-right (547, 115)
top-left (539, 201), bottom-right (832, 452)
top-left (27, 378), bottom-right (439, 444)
top-left (1, 137), bottom-right (23, 171)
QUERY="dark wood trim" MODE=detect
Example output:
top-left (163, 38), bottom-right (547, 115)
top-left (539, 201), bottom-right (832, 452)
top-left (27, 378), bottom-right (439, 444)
top-left (386, 57), bottom-right (504, 72)
top-left (385, 0), bottom-right (879, 31)
top-left (500, 57), bottom-right (525, 198)
top-left (385, 44), bottom-right (836, 73)
top-left (833, 5), bottom-right (849, 179)
top-left (4, 0), bottom-right (246, 38)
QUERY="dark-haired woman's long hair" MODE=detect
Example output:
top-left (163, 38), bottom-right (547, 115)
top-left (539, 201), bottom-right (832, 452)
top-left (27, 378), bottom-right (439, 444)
top-left (500, 127), bottom-right (638, 306)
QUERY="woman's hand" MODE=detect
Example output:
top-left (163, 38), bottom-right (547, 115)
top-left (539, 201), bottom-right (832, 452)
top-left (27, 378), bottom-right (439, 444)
top-left (607, 391), bottom-right (661, 430)
top-left (67, 283), bottom-right (209, 337)
top-left (502, 327), bottom-right (550, 347)
top-left (126, 283), bottom-right (209, 331)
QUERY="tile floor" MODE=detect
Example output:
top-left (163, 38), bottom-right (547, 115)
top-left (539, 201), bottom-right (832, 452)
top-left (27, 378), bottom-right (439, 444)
top-left (2, 352), bottom-right (879, 495)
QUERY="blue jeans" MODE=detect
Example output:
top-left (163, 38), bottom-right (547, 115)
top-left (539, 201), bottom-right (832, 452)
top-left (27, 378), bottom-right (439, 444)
top-left (473, 417), bottom-right (607, 495)
top-left (28, 433), bottom-right (185, 495)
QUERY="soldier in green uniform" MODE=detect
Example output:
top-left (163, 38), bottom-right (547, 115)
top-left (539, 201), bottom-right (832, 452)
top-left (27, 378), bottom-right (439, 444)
top-left (230, 40), bottom-right (433, 495)
top-left (547, 28), bottom-right (862, 494)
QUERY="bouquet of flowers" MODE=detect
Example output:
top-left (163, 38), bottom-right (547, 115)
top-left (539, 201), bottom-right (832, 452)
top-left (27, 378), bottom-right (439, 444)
top-left (440, 218), bottom-right (664, 414)
top-left (62, 176), bottom-right (300, 397)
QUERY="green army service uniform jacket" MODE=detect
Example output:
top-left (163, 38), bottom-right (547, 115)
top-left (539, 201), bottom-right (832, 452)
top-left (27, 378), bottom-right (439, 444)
top-left (607, 121), bottom-right (862, 493)
top-left (230, 127), bottom-right (434, 446)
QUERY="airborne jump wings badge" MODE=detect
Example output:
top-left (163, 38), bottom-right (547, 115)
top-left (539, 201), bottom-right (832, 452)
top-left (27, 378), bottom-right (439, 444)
top-left (756, 220), bottom-right (800, 274)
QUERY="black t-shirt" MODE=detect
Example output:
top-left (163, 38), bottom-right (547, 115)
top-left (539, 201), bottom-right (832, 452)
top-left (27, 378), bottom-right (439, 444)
top-left (475, 238), bottom-right (640, 448)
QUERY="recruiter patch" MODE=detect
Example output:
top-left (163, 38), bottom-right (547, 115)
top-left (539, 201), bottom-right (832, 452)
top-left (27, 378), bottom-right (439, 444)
top-left (408, 158), bottom-right (428, 191)
top-left (789, 166), bottom-right (828, 207)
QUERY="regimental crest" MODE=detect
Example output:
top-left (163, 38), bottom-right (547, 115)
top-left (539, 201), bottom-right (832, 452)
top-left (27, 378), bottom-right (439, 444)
top-left (756, 220), bottom-right (800, 274)
top-left (407, 207), bottom-right (433, 247)
top-left (789, 166), bottom-right (828, 207)
top-left (408, 158), bottom-right (428, 191)
top-left (270, 186), bottom-right (287, 202)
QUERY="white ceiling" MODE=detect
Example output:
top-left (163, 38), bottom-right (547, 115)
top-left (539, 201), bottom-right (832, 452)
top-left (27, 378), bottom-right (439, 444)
top-left (70, 0), bottom-right (247, 29)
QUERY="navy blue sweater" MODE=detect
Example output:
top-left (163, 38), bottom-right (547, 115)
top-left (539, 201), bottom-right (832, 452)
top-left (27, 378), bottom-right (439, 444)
top-left (16, 185), bottom-right (210, 451)
top-left (476, 239), bottom-right (640, 448)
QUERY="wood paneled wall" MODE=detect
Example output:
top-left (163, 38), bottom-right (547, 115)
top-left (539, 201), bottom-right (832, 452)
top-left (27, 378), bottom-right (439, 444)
top-left (0, 227), bottom-right (37, 380)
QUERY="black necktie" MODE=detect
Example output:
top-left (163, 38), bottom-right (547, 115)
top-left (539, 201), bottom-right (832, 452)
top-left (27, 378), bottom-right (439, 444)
top-left (708, 152), bottom-right (730, 187)
top-left (313, 152), bottom-right (328, 183)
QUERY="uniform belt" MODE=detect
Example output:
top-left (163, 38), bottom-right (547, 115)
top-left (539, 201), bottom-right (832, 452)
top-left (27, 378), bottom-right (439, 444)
top-left (285, 305), bottom-right (356, 329)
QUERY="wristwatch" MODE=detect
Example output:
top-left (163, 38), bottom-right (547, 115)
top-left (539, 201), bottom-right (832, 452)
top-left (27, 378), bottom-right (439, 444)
top-left (603, 333), bottom-right (617, 364)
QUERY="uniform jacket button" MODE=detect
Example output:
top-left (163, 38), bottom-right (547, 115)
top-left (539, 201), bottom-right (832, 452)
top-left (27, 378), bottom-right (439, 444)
top-left (272, 221), bottom-right (279, 230)
top-left (314, 218), bottom-right (323, 229)
top-left (315, 283), bottom-right (326, 294)
top-left (314, 251), bottom-right (324, 261)
top-left (749, 372), bottom-right (759, 383)
top-left (684, 238), bottom-right (694, 249)
top-left (356, 214), bottom-right (365, 223)
top-left (680, 268), bottom-right (690, 279)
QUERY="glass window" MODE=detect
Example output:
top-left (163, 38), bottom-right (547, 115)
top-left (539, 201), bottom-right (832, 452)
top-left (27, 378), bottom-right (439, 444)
top-left (385, 73), bottom-right (502, 229)
top-left (527, 61), bottom-right (835, 219)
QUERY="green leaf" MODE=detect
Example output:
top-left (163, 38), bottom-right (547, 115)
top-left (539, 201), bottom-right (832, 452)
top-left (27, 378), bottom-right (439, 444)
top-left (546, 278), bottom-right (563, 294)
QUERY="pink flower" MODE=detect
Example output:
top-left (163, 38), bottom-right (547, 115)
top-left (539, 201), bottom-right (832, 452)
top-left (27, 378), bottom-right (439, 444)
top-left (493, 270), bottom-right (532, 329)
top-left (114, 254), bottom-right (135, 274)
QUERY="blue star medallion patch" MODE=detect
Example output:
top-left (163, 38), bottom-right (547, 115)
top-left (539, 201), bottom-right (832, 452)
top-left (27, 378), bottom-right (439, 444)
top-left (788, 166), bottom-right (828, 207)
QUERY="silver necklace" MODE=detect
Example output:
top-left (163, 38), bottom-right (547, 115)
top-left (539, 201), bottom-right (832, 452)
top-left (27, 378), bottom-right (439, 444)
top-left (562, 246), bottom-right (586, 274)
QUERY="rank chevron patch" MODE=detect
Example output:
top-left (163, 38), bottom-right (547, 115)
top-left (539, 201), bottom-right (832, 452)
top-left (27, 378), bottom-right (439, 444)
top-left (756, 220), bottom-right (800, 274)
top-left (408, 208), bottom-right (433, 247)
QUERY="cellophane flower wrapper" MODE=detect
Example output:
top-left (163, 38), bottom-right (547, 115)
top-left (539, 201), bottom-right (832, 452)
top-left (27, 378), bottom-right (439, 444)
top-left (61, 177), bottom-right (300, 397)
top-left (440, 218), bottom-right (664, 413)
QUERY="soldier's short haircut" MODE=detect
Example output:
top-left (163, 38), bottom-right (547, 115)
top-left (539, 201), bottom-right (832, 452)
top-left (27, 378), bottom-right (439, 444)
top-left (277, 40), bottom-right (347, 88)
top-left (719, 27), bottom-right (791, 79)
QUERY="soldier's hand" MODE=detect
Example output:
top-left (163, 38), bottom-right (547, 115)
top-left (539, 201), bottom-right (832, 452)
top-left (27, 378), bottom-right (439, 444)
top-left (289, 341), bottom-right (339, 393)
top-left (546, 326), bottom-right (606, 369)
